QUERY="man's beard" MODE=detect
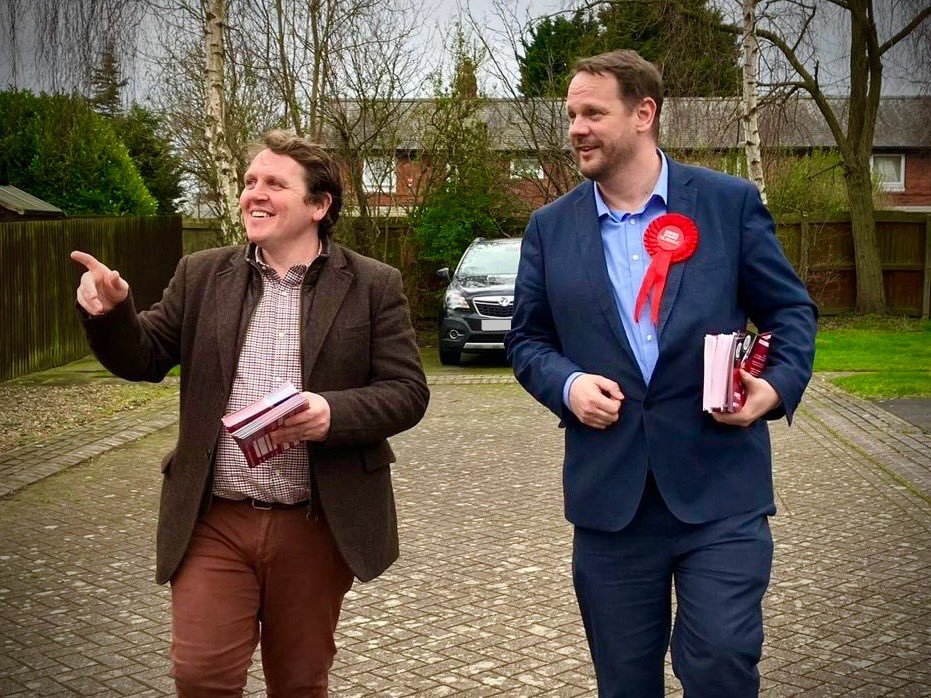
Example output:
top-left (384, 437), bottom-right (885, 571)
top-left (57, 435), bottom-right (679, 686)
top-left (574, 139), bottom-right (635, 182)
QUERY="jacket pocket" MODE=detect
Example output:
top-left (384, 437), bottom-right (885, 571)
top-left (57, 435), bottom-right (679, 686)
top-left (362, 440), bottom-right (396, 472)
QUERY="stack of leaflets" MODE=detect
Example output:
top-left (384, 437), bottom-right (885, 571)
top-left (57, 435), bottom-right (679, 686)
top-left (702, 331), bottom-right (772, 413)
top-left (221, 382), bottom-right (309, 467)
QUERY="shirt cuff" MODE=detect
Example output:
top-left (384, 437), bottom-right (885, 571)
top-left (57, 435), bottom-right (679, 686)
top-left (563, 371), bottom-right (583, 409)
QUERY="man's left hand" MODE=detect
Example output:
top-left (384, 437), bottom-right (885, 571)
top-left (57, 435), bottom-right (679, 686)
top-left (712, 370), bottom-right (781, 428)
top-left (270, 392), bottom-right (331, 445)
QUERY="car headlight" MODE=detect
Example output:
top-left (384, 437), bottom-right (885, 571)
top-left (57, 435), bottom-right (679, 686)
top-left (445, 290), bottom-right (470, 311)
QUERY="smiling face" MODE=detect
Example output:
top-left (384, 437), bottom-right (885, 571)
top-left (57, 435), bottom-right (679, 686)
top-left (239, 148), bottom-right (330, 251)
top-left (566, 71), bottom-right (654, 183)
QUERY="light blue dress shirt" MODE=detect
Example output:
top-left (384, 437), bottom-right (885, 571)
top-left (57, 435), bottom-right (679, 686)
top-left (563, 151), bottom-right (669, 407)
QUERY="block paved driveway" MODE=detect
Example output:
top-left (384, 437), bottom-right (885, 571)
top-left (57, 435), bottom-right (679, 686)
top-left (0, 377), bottom-right (929, 696)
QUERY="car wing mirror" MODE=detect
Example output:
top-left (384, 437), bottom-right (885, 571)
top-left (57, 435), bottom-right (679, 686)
top-left (436, 267), bottom-right (451, 283)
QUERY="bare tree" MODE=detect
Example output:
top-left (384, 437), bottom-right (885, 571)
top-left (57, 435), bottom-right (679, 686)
top-left (466, 1), bottom-right (581, 205)
top-left (147, 0), bottom-right (282, 232)
top-left (204, 0), bottom-right (243, 243)
top-left (741, 0), bottom-right (766, 202)
top-left (147, 0), bottom-right (425, 250)
top-left (720, 0), bottom-right (931, 313)
top-left (238, 0), bottom-right (356, 139)
top-left (230, 0), bottom-right (427, 256)
top-left (321, 0), bottom-right (426, 258)
top-left (1, 0), bottom-right (145, 94)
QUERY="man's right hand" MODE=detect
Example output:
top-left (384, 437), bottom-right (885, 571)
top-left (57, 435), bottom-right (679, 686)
top-left (568, 373), bottom-right (624, 429)
top-left (71, 251), bottom-right (130, 315)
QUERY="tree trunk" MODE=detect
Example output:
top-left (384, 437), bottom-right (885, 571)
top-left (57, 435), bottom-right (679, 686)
top-left (307, 0), bottom-right (325, 141)
top-left (845, 161), bottom-right (886, 313)
top-left (740, 0), bottom-right (766, 202)
top-left (274, 0), bottom-right (304, 136)
top-left (204, 0), bottom-right (242, 245)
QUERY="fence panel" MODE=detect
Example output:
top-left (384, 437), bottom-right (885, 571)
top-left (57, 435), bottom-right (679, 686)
top-left (777, 212), bottom-right (929, 316)
top-left (179, 212), bottom-right (930, 324)
top-left (0, 216), bottom-right (182, 381)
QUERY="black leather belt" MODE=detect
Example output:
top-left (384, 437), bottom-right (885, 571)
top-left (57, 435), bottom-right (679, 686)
top-left (228, 498), bottom-right (309, 511)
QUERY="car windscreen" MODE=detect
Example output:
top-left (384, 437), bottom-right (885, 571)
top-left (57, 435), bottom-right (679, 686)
top-left (457, 241), bottom-right (521, 278)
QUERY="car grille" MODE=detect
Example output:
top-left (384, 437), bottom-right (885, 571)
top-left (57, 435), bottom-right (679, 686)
top-left (473, 298), bottom-right (514, 318)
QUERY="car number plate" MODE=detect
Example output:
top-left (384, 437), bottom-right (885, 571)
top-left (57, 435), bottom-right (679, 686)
top-left (481, 319), bottom-right (511, 331)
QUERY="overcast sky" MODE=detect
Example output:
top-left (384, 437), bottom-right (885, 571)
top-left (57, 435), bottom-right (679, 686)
top-left (1, 0), bottom-right (926, 99)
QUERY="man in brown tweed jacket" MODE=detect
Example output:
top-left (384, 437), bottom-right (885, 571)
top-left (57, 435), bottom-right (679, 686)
top-left (71, 130), bottom-right (429, 696)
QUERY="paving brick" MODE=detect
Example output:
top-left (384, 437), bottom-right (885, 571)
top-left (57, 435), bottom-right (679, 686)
top-left (0, 379), bottom-right (929, 695)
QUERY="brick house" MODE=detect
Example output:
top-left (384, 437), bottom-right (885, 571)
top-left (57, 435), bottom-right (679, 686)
top-left (326, 96), bottom-right (931, 215)
top-left (660, 96), bottom-right (931, 212)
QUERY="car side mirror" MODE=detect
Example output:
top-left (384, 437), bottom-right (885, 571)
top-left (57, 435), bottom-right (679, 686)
top-left (436, 267), bottom-right (451, 283)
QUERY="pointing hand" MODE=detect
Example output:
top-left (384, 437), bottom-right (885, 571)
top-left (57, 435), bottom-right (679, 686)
top-left (70, 250), bottom-right (130, 315)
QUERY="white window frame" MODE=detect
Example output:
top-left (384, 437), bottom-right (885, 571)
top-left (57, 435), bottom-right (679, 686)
top-left (510, 157), bottom-right (544, 181)
top-left (870, 153), bottom-right (905, 193)
top-left (362, 157), bottom-right (396, 194)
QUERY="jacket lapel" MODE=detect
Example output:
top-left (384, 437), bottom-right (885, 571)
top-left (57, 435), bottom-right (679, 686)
top-left (658, 159), bottom-right (697, 337)
top-left (215, 250), bottom-right (252, 390)
top-left (301, 244), bottom-right (354, 382)
top-left (573, 182), bottom-right (638, 367)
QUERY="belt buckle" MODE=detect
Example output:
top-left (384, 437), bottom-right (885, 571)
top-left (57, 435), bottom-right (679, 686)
top-left (250, 498), bottom-right (273, 511)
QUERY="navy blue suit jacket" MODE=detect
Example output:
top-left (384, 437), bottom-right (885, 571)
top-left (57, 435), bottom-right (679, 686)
top-left (506, 159), bottom-right (817, 529)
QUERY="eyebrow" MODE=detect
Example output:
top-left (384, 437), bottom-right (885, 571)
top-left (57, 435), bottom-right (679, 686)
top-left (243, 173), bottom-right (286, 185)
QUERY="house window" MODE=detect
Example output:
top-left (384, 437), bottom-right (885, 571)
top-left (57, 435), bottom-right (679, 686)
top-left (870, 154), bottom-right (905, 192)
top-left (362, 157), bottom-right (396, 194)
top-left (510, 157), bottom-right (544, 180)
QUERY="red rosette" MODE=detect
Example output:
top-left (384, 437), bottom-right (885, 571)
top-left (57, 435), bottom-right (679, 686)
top-left (634, 213), bottom-right (699, 324)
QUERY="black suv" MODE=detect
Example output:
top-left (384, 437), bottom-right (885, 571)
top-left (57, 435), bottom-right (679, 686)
top-left (437, 237), bottom-right (521, 365)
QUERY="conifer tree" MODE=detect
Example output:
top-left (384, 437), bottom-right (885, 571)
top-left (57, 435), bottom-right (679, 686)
top-left (87, 43), bottom-right (128, 118)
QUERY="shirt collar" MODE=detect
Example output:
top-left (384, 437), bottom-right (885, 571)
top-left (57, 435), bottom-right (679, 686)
top-left (594, 149), bottom-right (669, 219)
top-left (247, 238), bottom-right (329, 280)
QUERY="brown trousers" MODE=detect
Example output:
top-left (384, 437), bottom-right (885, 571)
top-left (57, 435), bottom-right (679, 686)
top-left (170, 499), bottom-right (354, 697)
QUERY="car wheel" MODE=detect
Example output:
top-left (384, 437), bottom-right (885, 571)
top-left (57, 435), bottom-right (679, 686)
top-left (439, 347), bottom-right (461, 366)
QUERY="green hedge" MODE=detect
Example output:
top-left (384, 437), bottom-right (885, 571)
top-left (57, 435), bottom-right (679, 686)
top-left (0, 89), bottom-right (157, 216)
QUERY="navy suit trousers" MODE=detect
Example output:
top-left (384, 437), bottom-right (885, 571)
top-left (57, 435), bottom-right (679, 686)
top-left (572, 473), bottom-right (773, 697)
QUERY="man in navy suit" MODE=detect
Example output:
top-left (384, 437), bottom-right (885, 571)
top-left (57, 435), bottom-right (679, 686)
top-left (505, 50), bottom-right (817, 696)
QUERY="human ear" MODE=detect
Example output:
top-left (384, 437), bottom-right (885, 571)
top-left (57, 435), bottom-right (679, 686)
top-left (636, 98), bottom-right (657, 135)
top-left (310, 192), bottom-right (333, 222)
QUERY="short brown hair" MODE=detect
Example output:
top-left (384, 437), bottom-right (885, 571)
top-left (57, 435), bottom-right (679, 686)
top-left (250, 129), bottom-right (343, 238)
top-left (572, 50), bottom-right (664, 138)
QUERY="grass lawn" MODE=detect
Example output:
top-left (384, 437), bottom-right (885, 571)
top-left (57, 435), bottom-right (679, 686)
top-left (1, 355), bottom-right (177, 451)
top-left (10, 355), bottom-right (182, 384)
top-left (815, 316), bottom-right (930, 398)
top-left (9, 354), bottom-right (134, 385)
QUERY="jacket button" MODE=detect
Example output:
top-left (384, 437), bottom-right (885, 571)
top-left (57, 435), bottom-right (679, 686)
top-left (205, 449), bottom-right (212, 460)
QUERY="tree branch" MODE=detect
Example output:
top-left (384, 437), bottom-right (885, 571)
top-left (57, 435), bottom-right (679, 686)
top-left (790, 3), bottom-right (818, 54)
top-left (720, 20), bottom-right (849, 154)
top-left (879, 5), bottom-right (931, 54)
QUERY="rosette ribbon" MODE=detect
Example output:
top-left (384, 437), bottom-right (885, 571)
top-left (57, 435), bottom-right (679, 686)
top-left (634, 213), bottom-right (699, 324)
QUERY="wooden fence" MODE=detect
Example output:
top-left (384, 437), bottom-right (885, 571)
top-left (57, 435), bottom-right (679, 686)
top-left (0, 216), bottom-right (183, 381)
top-left (183, 212), bottom-right (931, 323)
top-left (776, 211), bottom-right (931, 317)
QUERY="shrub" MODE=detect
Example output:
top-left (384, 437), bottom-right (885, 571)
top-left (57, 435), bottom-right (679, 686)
top-left (413, 160), bottom-right (514, 269)
top-left (764, 150), bottom-right (849, 220)
top-left (0, 89), bottom-right (157, 215)
top-left (111, 105), bottom-right (184, 214)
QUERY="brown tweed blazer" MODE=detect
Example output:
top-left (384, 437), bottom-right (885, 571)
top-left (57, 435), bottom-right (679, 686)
top-left (82, 243), bottom-right (429, 584)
